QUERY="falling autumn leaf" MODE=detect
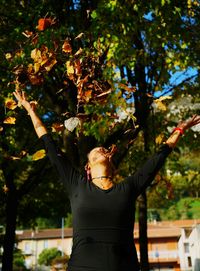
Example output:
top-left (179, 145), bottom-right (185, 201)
top-left (3, 117), bottom-right (16, 124)
top-left (37, 18), bottom-right (53, 31)
top-left (5, 98), bottom-right (18, 110)
top-left (5, 53), bottom-right (12, 60)
top-left (66, 61), bottom-right (75, 76)
top-left (119, 83), bottom-right (136, 92)
top-left (22, 30), bottom-right (33, 38)
top-left (154, 96), bottom-right (172, 111)
top-left (3, 185), bottom-right (9, 193)
top-left (32, 149), bottom-right (46, 161)
top-left (64, 117), bottom-right (80, 132)
top-left (62, 40), bottom-right (72, 54)
top-left (155, 133), bottom-right (165, 145)
top-left (51, 123), bottom-right (64, 133)
top-left (74, 47), bottom-right (83, 56)
top-left (75, 32), bottom-right (84, 40)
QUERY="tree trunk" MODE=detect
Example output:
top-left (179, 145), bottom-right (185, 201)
top-left (138, 192), bottom-right (149, 271)
top-left (2, 191), bottom-right (18, 271)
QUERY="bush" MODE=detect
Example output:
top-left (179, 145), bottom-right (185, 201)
top-left (38, 248), bottom-right (62, 266)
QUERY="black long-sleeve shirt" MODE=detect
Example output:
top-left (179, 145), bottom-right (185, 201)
top-left (41, 134), bottom-right (172, 271)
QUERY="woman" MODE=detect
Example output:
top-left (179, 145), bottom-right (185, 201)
top-left (14, 90), bottom-right (200, 271)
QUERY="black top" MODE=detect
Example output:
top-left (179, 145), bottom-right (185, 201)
top-left (41, 134), bottom-right (172, 271)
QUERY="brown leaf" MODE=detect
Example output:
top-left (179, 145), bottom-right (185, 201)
top-left (74, 59), bottom-right (82, 76)
top-left (22, 30), bottom-right (33, 38)
top-left (5, 98), bottom-right (18, 110)
top-left (3, 117), bottom-right (16, 124)
top-left (51, 123), bottom-right (64, 133)
top-left (119, 83), bottom-right (136, 92)
top-left (62, 40), bottom-right (72, 54)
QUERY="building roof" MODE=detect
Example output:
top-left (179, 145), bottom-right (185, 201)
top-left (16, 219), bottom-right (200, 241)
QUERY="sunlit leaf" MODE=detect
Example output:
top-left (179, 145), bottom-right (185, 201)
top-left (3, 117), bottom-right (16, 124)
top-left (64, 117), bottom-right (80, 132)
top-left (66, 61), bottom-right (74, 76)
top-left (5, 53), bottom-right (12, 60)
top-left (51, 123), bottom-right (64, 133)
top-left (119, 83), bottom-right (136, 92)
top-left (3, 185), bottom-right (9, 193)
top-left (44, 58), bottom-right (57, 72)
top-left (154, 96), bottom-right (172, 111)
top-left (37, 18), bottom-right (53, 31)
top-left (22, 30), bottom-right (33, 38)
top-left (74, 47), bottom-right (83, 56)
top-left (32, 149), bottom-right (46, 161)
top-left (5, 98), bottom-right (18, 110)
top-left (62, 40), bottom-right (72, 54)
top-left (0, 126), bottom-right (3, 132)
top-left (155, 133), bottom-right (165, 145)
top-left (75, 32), bottom-right (84, 39)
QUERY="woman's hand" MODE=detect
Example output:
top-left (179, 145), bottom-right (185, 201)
top-left (13, 89), bottom-right (37, 114)
top-left (13, 90), bottom-right (47, 138)
top-left (177, 115), bottom-right (200, 132)
top-left (165, 115), bottom-right (200, 148)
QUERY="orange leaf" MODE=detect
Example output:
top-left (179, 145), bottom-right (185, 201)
top-left (51, 123), bottom-right (64, 133)
top-left (5, 98), bottom-right (18, 110)
top-left (3, 117), bottom-right (16, 124)
top-left (37, 18), bottom-right (52, 31)
top-left (32, 149), bottom-right (46, 161)
top-left (44, 58), bottom-right (57, 72)
top-left (0, 126), bottom-right (3, 132)
top-left (119, 83), bottom-right (136, 92)
top-left (62, 40), bottom-right (72, 54)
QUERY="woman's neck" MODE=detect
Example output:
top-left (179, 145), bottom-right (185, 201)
top-left (90, 165), bottom-right (113, 189)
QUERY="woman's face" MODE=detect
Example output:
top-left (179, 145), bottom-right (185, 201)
top-left (88, 147), bottom-right (111, 166)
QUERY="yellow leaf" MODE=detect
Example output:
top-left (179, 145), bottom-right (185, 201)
top-left (66, 61), bottom-right (74, 75)
top-left (154, 100), bottom-right (167, 111)
top-left (3, 117), bottom-right (16, 124)
top-left (34, 62), bottom-right (41, 73)
top-left (155, 133), bottom-right (165, 145)
top-left (74, 47), bottom-right (83, 56)
top-left (3, 185), bottom-right (9, 193)
top-left (5, 53), bottom-right (12, 60)
top-left (31, 48), bottom-right (42, 62)
top-left (0, 126), bottom-right (3, 132)
top-left (5, 98), bottom-right (18, 110)
top-left (32, 149), bottom-right (46, 161)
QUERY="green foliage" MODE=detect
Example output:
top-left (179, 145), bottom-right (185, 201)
top-left (13, 248), bottom-right (27, 270)
top-left (38, 247), bottom-right (62, 266)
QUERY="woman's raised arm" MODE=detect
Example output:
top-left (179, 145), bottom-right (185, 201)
top-left (165, 115), bottom-right (200, 148)
top-left (13, 90), bottom-right (47, 138)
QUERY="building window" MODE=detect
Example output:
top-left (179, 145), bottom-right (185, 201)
top-left (188, 256), bottom-right (192, 267)
top-left (44, 240), bottom-right (48, 249)
top-left (25, 242), bottom-right (31, 254)
top-left (184, 243), bottom-right (190, 253)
